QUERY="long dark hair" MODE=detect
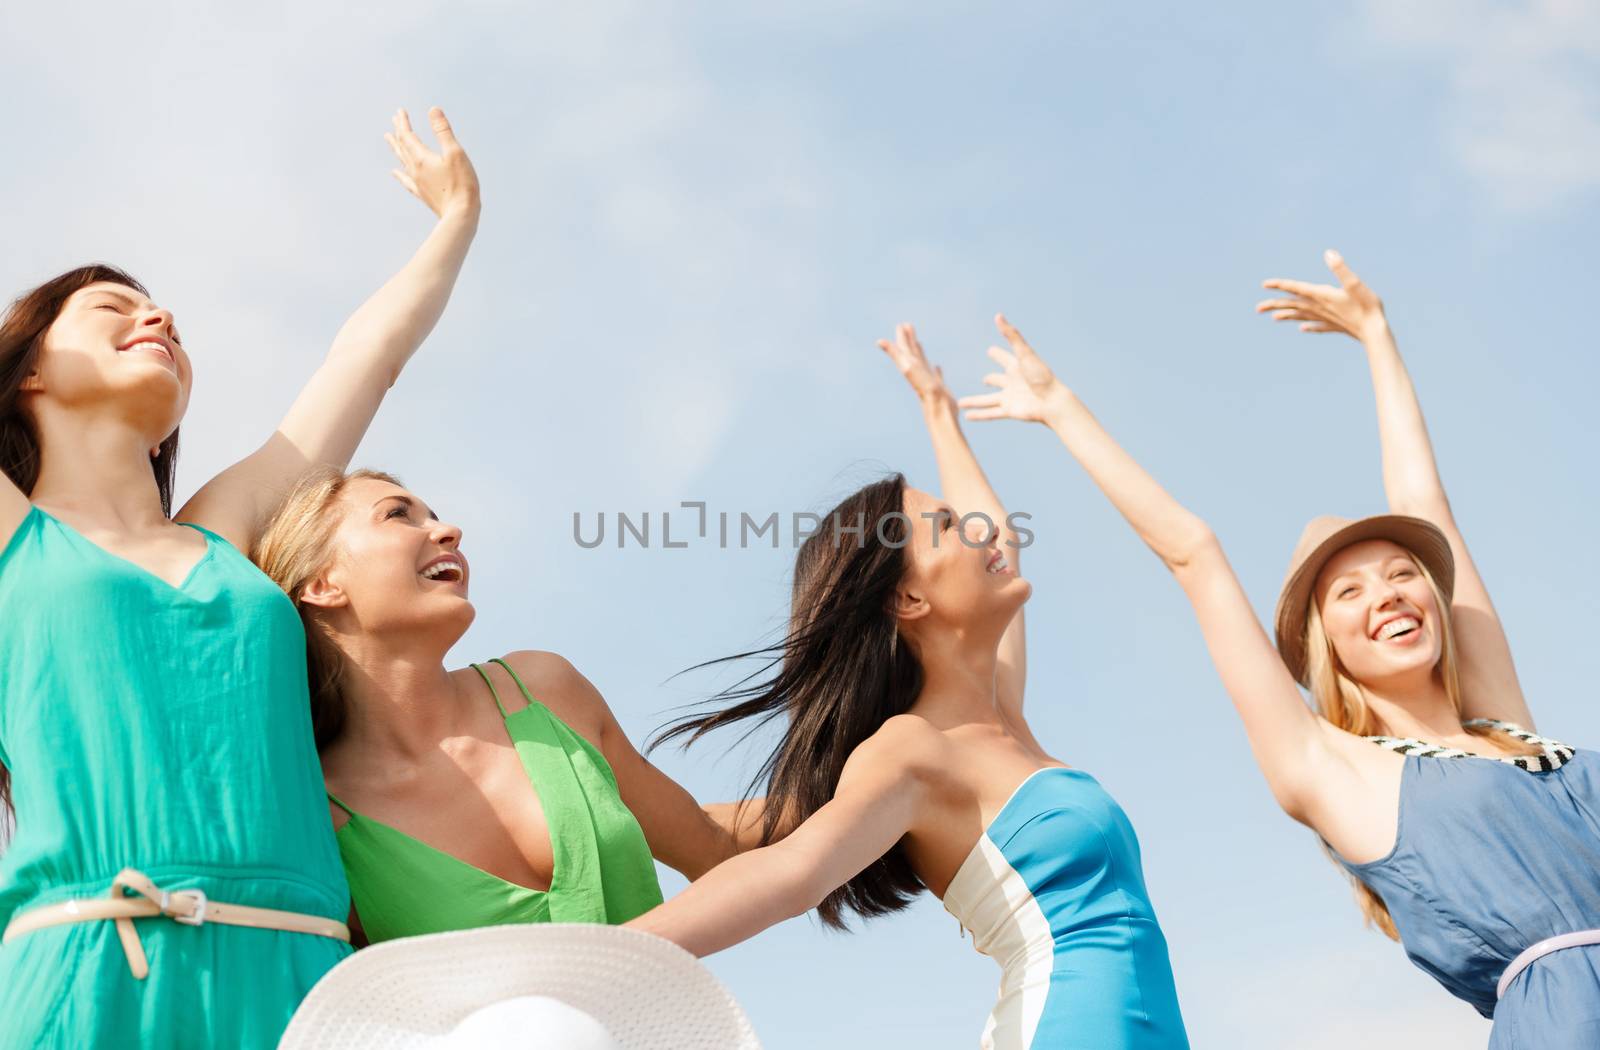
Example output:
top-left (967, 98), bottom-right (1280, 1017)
top-left (653, 473), bottom-right (927, 928)
top-left (0, 264), bottom-right (182, 826)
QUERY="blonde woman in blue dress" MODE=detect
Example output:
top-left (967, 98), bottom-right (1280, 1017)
top-left (959, 255), bottom-right (1600, 1047)
top-left (0, 108), bottom-right (478, 1048)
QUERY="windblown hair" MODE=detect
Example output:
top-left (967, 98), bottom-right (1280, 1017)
top-left (652, 474), bottom-right (926, 929)
top-left (252, 465), bottom-right (404, 752)
top-left (1302, 548), bottom-right (1540, 939)
top-left (0, 264), bottom-right (182, 825)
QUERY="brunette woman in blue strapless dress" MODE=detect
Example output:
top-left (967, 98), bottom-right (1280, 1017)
top-left (627, 322), bottom-right (1189, 1049)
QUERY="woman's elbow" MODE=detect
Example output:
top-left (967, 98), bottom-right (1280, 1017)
top-left (1164, 520), bottom-right (1221, 575)
top-left (790, 860), bottom-right (839, 917)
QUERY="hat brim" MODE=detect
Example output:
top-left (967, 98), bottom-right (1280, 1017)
top-left (277, 924), bottom-right (760, 1050)
top-left (1273, 515), bottom-right (1455, 687)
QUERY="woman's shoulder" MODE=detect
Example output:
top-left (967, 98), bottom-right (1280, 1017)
top-left (483, 650), bottom-right (606, 734)
top-left (850, 714), bottom-right (950, 780)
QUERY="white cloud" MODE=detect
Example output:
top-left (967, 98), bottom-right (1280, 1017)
top-left (1360, 0), bottom-right (1600, 211)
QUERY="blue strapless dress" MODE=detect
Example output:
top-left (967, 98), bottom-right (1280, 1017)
top-left (942, 767), bottom-right (1189, 1049)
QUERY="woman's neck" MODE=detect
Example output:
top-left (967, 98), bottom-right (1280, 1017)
top-left (1361, 673), bottom-right (1463, 742)
top-left (331, 634), bottom-right (469, 763)
top-left (29, 415), bottom-right (167, 528)
top-left (908, 629), bottom-right (1005, 728)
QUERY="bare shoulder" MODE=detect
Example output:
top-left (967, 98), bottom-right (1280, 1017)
top-left (846, 714), bottom-right (948, 783)
top-left (495, 649), bottom-right (606, 737)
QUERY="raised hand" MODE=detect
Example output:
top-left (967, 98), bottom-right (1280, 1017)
top-left (385, 107), bottom-right (480, 221)
top-left (957, 314), bottom-right (1068, 424)
top-left (1257, 249), bottom-right (1388, 343)
top-left (876, 323), bottom-right (952, 408)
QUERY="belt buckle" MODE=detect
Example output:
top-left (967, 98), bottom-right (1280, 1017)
top-left (168, 889), bottom-right (209, 927)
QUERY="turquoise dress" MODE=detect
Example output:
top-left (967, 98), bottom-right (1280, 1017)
top-left (0, 508), bottom-right (351, 1049)
top-left (943, 767), bottom-right (1189, 1049)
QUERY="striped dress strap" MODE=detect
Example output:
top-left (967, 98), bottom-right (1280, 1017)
top-left (1366, 718), bottom-right (1576, 773)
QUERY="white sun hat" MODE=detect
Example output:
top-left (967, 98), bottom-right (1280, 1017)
top-left (278, 924), bottom-right (761, 1050)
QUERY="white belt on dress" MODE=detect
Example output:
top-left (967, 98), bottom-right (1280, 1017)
top-left (1497, 929), bottom-right (1600, 1000)
top-left (2, 868), bottom-right (350, 980)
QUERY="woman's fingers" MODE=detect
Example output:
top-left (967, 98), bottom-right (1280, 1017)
top-left (1323, 248), bottom-right (1362, 288)
top-left (1261, 277), bottom-right (1329, 298)
top-left (1300, 321), bottom-right (1340, 333)
top-left (994, 313), bottom-right (1032, 356)
top-left (982, 372), bottom-right (1007, 388)
top-left (427, 106), bottom-right (459, 150)
top-left (384, 131), bottom-right (410, 169)
top-left (390, 169), bottom-right (420, 197)
top-left (395, 108), bottom-right (430, 159)
top-left (986, 345), bottom-right (1017, 369)
top-left (957, 393), bottom-right (1002, 410)
top-left (389, 111), bottom-right (416, 164)
top-left (1254, 297), bottom-right (1312, 313)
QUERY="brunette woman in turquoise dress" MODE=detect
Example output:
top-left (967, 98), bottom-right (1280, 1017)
top-left (0, 107), bottom-right (479, 1049)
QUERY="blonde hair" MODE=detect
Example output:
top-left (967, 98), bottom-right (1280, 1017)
top-left (1301, 548), bottom-right (1540, 939)
top-left (253, 465), bottom-right (403, 751)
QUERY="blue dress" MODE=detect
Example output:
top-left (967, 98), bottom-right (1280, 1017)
top-left (942, 767), bottom-right (1190, 1049)
top-left (1337, 726), bottom-right (1600, 1048)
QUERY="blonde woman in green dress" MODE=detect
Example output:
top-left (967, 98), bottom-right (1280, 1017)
top-left (253, 469), bottom-right (760, 944)
top-left (0, 108), bottom-right (478, 1048)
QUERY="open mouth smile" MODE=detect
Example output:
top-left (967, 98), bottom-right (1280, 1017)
top-left (419, 555), bottom-right (467, 584)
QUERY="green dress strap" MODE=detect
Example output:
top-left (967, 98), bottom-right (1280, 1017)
top-left (469, 661), bottom-right (512, 718)
top-left (328, 659), bottom-right (663, 943)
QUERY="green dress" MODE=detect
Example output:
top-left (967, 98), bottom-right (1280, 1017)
top-left (329, 658), bottom-right (663, 942)
top-left (0, 508), bottom-right (351, 1049)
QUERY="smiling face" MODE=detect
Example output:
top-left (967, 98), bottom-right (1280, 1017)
top-left (27, 280), bottom-right (194, 443)
top-left (309, 477), bottom-right (476, 643)
top-left (896, 487), bottom-right (1031, 640)
top-left (1312, 539), bottom-right (1444, 689)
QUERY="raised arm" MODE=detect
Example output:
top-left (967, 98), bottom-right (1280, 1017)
top-left (1257, 252), bottom-right (1531, 729)
top-left (624, 733), bottom-right (926, 957)
top-left (178, 107), bottom-right (481, 550)
top-left (958, 315), bottom-right (1366, 826)
top-left (878, 323), bottom-right (1026, 715)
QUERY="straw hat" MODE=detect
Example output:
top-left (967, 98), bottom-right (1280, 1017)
top-left (1273, 514), bottom-right (1454, 686)
top-left (278, 924), bottom-right (761, 1050)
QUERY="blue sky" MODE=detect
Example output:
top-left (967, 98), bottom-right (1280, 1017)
top-left (4, 2), bottom-right (1597, 1046)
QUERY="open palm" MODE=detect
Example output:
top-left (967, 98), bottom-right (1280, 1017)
top-left (385, 107), bottom-right (480, 220)
top-left (958, 315), bottom-right (1066, 424)
top-left (876, 322), bottom-right (953, 407)
top-left (1256, 249), bottom-right (1387, 343)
